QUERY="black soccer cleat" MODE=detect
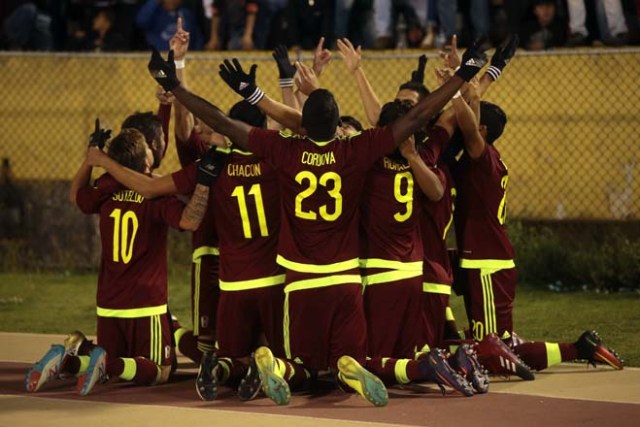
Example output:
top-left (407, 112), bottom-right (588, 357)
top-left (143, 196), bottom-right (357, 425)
top-left (575, 330), bottom-right (623, 370)
top-left (196, 351), bottom-right (219, 401)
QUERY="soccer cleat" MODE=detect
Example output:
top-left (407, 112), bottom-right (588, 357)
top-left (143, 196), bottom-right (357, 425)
top-left (77, 346), bottom-right (107, 396)
top-left (575, 330), bottom-right (623, 370)
top-left (337, 355), bottom-right (389, 407)
top-left (63, 330), bottom-right (88, 356)
top-left (196, 351), bottom-right (219, 401)
top-left (475, 333), bottom-right (535, 381)
top-left (419, 348), bottom-right (474, 397)
top-left (449, 344), bottom-right (490, 394)
top-left (237, 353), bottom-right (262, 401)
top-left (25, 345), bottom-right (65, 392)
top-left (254, 346), bottom-right (291, 405)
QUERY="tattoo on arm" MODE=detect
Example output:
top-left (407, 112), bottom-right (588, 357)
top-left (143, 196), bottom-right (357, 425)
top-left (182, 184), bottom-right (210, 227)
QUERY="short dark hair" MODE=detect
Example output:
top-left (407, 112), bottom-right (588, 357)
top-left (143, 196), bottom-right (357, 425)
top-left (480, 101), bottom-right (507, 145)
top-left (377, 100), bottom-right (413, 127)
top-left (107, 128), bottom-right (148, 172)
top-left (229, 100), bottom-right (267, 128)
top-left (121, 112), bottom-right (162, 149)
top-left (397, 81), bottom-right (430, 100)
top-left (339, 115), bottom-right (363, 132)
top-left (301, 89), bottom-right (340, 141)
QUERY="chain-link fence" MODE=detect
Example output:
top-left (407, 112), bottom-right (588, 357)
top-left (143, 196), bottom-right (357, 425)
top-left (0, 49), bottom-right (639, 286)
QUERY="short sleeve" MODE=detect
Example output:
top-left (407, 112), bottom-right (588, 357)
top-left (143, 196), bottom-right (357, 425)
top-left (171, 163), bottom-right (198, 195)
top-left (247, 128), bottom-right (287, 167)
top-left (76, 174), bottom-right (119, 214)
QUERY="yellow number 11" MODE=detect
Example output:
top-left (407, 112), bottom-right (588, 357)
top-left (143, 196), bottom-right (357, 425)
top-left (231, 184), bottom-right (269, 239)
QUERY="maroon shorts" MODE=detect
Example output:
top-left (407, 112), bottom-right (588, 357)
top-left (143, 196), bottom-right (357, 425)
top-left (419, 291), bottom-right (450, 350)
top-left (363, 275), bottom-right (422, 359)
top-left (97, 313), bottom-right (172, 367)
top-left (191, 255), bottom-right (219, 341)
top-left (285, 269), bottom-right (366, 371)
top-left (215, 284), bottom-right (285, 359)
top-left (465, 267), bottom-right (517, 341)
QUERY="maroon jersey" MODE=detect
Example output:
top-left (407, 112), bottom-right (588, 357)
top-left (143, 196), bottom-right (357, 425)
top-left (248, 127), bottom-right (395, 272)
top-left (76, 174), bottom-right (184, 312)
top-left (359, 155), bottom-right (423, 266)
top-left (452, 144), bottom-right (515, 264)
top-left (175, 129), bottom-right (218, 256)
top-left (172, 149), bottom-right (281, 283)
top-left (419, 126), bottom-right (455, 284)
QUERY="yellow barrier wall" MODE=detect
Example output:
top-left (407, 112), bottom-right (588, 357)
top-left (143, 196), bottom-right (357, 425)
top-left (0, 50), bottom-right (638, 219)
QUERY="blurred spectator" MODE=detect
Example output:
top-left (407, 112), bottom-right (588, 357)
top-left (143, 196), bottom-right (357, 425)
top-left (521, 0), bottom-right (567, 50)
top-left (136, 0), bottom-right (202, 51)
top-left (206, 0), bottom-right (257, 50)
top-left (373, 0), bottom-right (423, 49)
top-left (285, 0), bottom-right (334, 49)
top-left (253, 0), bottom-right (287, 49)
top-left (67, 6), bottom-right (128, 51)
top-left (566, 0), bottom-right (629, 45)
top-left (2, 0), bottom-right (53, 51)
top-left (334, 0), bottom-right (374, 49)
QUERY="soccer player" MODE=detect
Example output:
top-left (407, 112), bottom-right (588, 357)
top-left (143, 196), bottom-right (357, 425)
top-left (25, 122), bottom-right (223, 395)
top-left (146, 41), bottom-right (488, 406)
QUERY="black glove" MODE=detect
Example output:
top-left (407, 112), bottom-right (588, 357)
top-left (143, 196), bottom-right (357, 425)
top-left (196, 146), bottom-right (227, 186)
top-left (218, 58), bottom-right (264, 105)
top-left (272, 45), bottom-right (296, 87)
top-left (148, 48), bottom-right (180, 92)
top-left (455, 39), bottom-right (488, 82)
top-left (411, 54), bottom-right (427, 83)
top-left (487, 34), bottom-right (519, 81)
top-left (88, 118), bottom-right (111, 149)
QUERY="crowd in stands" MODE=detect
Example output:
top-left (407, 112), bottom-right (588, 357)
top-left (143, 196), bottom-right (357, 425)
top-left (1, 0), bottom-right (639, 53)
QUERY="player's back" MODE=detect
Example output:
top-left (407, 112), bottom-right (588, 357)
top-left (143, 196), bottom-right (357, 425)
top-left (77, 173), bottom-right (185, 312)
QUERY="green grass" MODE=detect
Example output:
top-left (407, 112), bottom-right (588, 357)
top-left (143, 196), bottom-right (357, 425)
top-left (1, 271), bottom-right (639, 366)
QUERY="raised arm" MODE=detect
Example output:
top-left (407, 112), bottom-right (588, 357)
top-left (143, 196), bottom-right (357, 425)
top-left (148, 49), bottom-right (253, 150)
top-left (481, 34), bottom-right (519, 96)
top-left (337, 38), bottom-right (382, 126)
top-left (70, 119), bottom-right (111, 205)
top-left (399, 136), bottom-right (444, 201)
top-left (169, 17), bottom-right (194, 142)
top-left (452, 81), bottom-right (485, 159)
top-left (391, 41), bottom-right (487, 145)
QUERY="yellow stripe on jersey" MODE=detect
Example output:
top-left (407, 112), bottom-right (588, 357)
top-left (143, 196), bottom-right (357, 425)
top-left (192, 246), bottom-right (220, 261)
top-left (219, 274), bottom-right (286, 291)
top-left (359, 258), bottom-right (423, 271)
top-left (362, 269), bottom-right (422, 286)
top-left (276, 255), bottom-right (359, 274)
top-left (422, 282), bottom-right (452, 295)
top-left (96, 304), bottom-right (167, 318)
top-left (460, 258), bottom-right (515, 270)
top-left (285, 274), bottom-right (362, 293)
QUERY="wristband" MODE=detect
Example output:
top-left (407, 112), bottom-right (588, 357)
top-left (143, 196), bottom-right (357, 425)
top-left (246, 87), bottom-right (265, 105)
top-left (279, 78), bottom-right (294, 88)
top-left (486, 65), bottom-right (501, 81)
top-left (174, 59), bottom-right (185, 69)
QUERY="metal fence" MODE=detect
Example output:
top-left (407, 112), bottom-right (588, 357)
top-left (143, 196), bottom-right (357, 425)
top-left (0, 49), bottom-right (639, 273)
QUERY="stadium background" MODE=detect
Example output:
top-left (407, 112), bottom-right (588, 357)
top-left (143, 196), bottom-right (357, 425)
top-left (0, 48), bottom-right (638, 289)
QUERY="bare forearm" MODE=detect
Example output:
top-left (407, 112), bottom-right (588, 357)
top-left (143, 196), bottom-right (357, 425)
top-left (179, 184), bottom-right (210, 230)
top-left (406, 155), bottom-right (444, 201)
top-left (452, 97), bottom-right (485, 158)
top-left (478, 73), bottom-right (493, 97)
top-left (393, 75), bottom-right (465, 144)
top-left (354, 68), bottom-right (382, 126)
top-left (257, 94), bottom-right (303, 133)
top-left (244, 13), bottom-right (256, 39)
top-left (69, 161), bottom-right (92, 205)
top-left (281, 87), bottom-right (301, 112)
top-left (172, 85), bottom-right (250, 149)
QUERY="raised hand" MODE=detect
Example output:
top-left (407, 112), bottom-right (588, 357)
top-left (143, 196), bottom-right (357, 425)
top-left (455, 38), bottom-right (488, 82)
top-left (218, 58), bottom-right (264, 104)
top-left (169, 17), bottom-right (190, 60)
top-left (88, 118), bottom-right (111, 149)
top-left (156, 85), bottom-right (175, 104)
top-left (336, 38), bottom-right (362, 73)
top-left (196, 146), bottom-right (228, 186)
top-left (487, 34), bottom-right (519, 81)
top-left (148, 48), bottom-right (180, 92)
top-left (312, 37), bottom-right (332, 77)
top-left (272, 45), bottom-right (296, 82)
top-left (439, 34), bottom-right (461, 70)
top-left (294, 61), bottom-right (319, 96)
top-left (411, 54), bottom-right (427, 83)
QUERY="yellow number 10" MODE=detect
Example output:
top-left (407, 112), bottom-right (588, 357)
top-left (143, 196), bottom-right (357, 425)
top-left (231, 184), bottom-right (269, 239)
top-left (109, 208), bottom-right (139, 264)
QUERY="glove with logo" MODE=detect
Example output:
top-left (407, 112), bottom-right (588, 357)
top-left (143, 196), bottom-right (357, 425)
top-left (411, 54), bottom-right (428, 83)
top-left (218, 58), bottom-right (264, 105)
top-left (455, 39), bottom-right (488, 82)
top-left (196, 146), bottom-right (227, 187)
top-left (486, 34), bottom-right (519, 81)
top-left (88, 118), bottom-right (111, 149)
top-left (148, 48), bottom-right (180, 92)
top-left (272, 45), bottom-right (296, 88)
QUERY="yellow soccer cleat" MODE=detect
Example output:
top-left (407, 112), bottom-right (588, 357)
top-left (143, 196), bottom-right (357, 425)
top-left (337, 355), bottom-right (388, 407)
